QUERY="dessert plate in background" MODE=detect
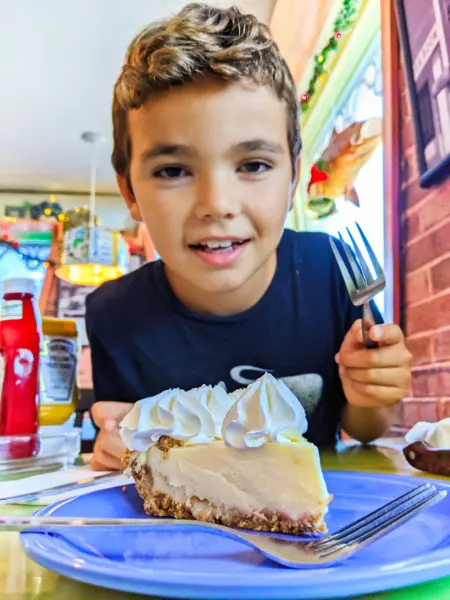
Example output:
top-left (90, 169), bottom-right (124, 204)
top-left (20, 472), bottom-right (450, 599)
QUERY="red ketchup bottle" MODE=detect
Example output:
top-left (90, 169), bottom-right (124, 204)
top-left (0, 278), bottom-right (41, 459)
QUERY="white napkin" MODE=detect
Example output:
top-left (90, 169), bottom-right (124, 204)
top-left (405, 417), bottom-right (450, 449)
top-left (0, 465), bottom-right (130, 505)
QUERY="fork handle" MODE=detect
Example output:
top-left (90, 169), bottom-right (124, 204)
top-left (362, 302), bottom-right (378, 349)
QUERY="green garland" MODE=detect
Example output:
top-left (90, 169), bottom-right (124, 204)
top-left (0, 239), bottom-right (55, 268)
top-left (300, 0), bottom-right (361, 113)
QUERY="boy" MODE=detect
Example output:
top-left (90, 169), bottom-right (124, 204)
top-left (87, 3), bottom-right (412, 471)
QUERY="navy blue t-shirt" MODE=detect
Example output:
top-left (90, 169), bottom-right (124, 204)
top-left (85, 229), bottom-right (381, 447)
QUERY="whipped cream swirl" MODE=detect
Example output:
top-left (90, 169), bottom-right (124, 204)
top-left (221, 373), bottom-right (307, 449)
top-left (120, 384), bottom-right (234, 452)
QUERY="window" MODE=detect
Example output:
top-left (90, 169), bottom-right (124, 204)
top-left (310, 36), bottom-right (385, 314)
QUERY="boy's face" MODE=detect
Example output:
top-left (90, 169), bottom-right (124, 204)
top-left (121, 79), bottom-right (298, 312)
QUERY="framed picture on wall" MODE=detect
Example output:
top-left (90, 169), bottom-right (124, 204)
top-left (395, 0), bottom-right (450, 188)
top-left (57, 280), bottom-right (95, 346)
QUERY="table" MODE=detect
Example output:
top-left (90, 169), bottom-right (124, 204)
top-left (1, 440), bottom-right (449, 600)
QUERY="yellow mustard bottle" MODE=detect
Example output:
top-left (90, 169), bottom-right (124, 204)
top-left (39, 317), bottom-right (79, 426)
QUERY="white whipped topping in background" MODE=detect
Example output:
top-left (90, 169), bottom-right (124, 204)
top-left (222, 373), bottom-right (308, 449)
top-left (120, 373), bottom-right (308, 452)
top-left (120, 384), bottom-right (234, 452)
top-left (405, 418), bottom-right (450, 449)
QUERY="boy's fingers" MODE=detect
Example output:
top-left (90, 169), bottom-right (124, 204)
top-left (96, 429), bottom-right (126, 459)
top-left (91, 401), bottom-right (132, 429)
top-left (340, 365), bottom-right (409, 388)
top-left (342, 380), bottom-right (403, 407)
top-left (104, 419), bottom-right (118, 433)
top-left (91, 429), bottom-right (126, 472)
top-left (369, 324), bottom-right (404, 345)
top-left (342, 319), bottom-right (364, 347)
top-left (342, 321), bottom-right (405, 348)
top-left (90, 403), bottom-right (129, 473)
top-left (90, 449), bottom-right (123, 472)
top-left (339, 345), bottom-right (409, 369)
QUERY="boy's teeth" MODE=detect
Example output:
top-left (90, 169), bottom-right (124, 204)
top-left (203, 240), bottom-right (234, 248)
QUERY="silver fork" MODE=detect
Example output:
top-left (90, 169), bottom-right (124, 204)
top-left (330, 222), bottom-right (386, 349)
top-left (2, 483), bottom-right (445, 568)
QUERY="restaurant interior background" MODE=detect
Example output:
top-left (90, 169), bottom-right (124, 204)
top-left (0, 0), bottom-right (449, 444)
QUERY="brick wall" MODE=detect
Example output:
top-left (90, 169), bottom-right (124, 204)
top-left (395, 64), bottom-right (450, 433)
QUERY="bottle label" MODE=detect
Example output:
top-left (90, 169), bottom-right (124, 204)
top-left (14, 349), bottom-right (35, 378)
top-left (39, 336), bottom-right (77, 404)
top-left (1, 300), bottom-right (23, 320)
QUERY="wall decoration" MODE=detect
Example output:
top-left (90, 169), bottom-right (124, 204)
top-left (4, 206), bottom-right (26, 219)
top-left (396, 0), bottom-right (450, 187)
top-left (29, 200), bottom-right (63, 220)
top-left (57, 280), bottom-right (95, 346)
top-left (0, 220), bottom-right (55, 270)
top-left (62, 206), bottom-right (98, 231)
top-left (0, 220), bottom-right (56, 301)
top-left (307, 117), bottom-right (382, 218)
top-left (300, 0), bottom-right (362, 113)
top-left (3, 198), bottom-right (64, 221)
top-left (0, 238), bottom-right (54, 269)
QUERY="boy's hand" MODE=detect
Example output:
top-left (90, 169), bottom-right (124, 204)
top-left (336, 320), bottom-right (412, 409)
top-left (90, 402), bottom-right (132, 471)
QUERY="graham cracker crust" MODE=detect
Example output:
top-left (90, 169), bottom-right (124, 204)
top-left (122, 443), bottom-right (327, 535)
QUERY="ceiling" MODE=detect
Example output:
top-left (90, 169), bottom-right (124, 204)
top-left (0, 0), bottom-right (275, 194)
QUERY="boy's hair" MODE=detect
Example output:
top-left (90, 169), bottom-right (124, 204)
top-left (112, 3), bottom-right (301, 191)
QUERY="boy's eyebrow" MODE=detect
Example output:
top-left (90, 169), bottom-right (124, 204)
top-left (233, 139), bottom-right (285, 154)
top-left (140, 144), bottom-right (196, 162)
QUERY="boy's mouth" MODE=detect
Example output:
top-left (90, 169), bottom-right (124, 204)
top-left (189, 239), bottom-right (249, 254)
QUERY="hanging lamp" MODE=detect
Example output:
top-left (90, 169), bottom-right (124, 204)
top-left (55, 132), bottom-right (129, 287)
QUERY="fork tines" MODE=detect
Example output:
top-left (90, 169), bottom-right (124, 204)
top-left (313, 483), bottom-right (445, 559)
top-left (329, 222), bottom-right (385, 304)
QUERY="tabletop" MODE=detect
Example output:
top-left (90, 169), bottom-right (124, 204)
top-left (1, 440), bottom-right (449, 600)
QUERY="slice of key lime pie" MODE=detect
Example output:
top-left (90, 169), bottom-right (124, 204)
top-left (120, 373), bottom-right (331, 534)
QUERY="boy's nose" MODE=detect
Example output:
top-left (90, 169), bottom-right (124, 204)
top-left (193, 175), bottom-right (241, 220)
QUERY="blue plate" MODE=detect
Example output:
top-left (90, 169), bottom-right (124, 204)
top-left (21, 472), bottom-right (450, 599)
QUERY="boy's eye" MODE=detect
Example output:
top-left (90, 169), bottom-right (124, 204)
top-left (154, 166), bottom-right (190, 179)
top-left (238, 161), bottom-right (272, 174)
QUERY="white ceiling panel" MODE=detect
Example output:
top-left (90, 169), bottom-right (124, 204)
top-left (0, 0), bottom-right (275, 193)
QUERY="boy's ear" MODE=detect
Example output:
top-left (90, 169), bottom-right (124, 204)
top-left (116, 175), bottom-right (142, 222)
top-left (288, 156), bottom-right (301, 211)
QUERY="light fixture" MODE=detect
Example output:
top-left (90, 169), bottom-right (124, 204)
top-left (55, 131), bottom-right (129, 287)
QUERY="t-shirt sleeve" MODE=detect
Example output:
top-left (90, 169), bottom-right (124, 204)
top-left (85, 292), bottom-right (128, 402)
